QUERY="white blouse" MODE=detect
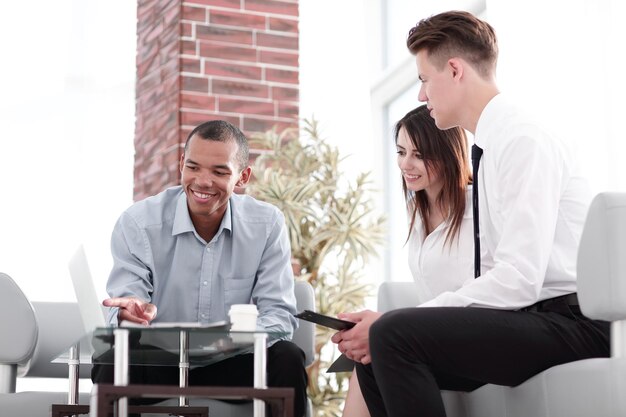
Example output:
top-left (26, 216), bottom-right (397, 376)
top-left (408, 189), bottom-right (475, 305)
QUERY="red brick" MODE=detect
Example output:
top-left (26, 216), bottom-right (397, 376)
top-left (182, 39), bottom-right (197, 55)
top-left (161, 23), bottom-right (181, 48)
top-left (266, 68), bottom-right (298, 84)
top-left (181, 93), bottom-right (217, 110)
top-left (258, 49), bottom-right (298, 67)
top-left (142, 136), bottom-right (163, 156)
top-left (152, 107), bottom-right (176, 134)
top-left (145, 21), bottom-right (164, 43)
top-left (199, 42), bottom-right (256, 62)
top-left (244, 0), bottom-right (298, 17)
top-left (181, 57), bottom-right (201, 73)
top-left (159, 35), bottom-right (180, 60)
top-left (181, 111), bottom-right (241, 129)
top-left (196, 25), bottom-right (253, 45)
top-left (243, 116), bottom-right (295, 133)
top-left (158, 0), bottom-right (175, 12)
top-left (271, 85), bottom-right (298, 101)
top-left (180, 129), bottom-right (191, 146)
top-left (181, 110), bottom-right (213, 127)
top-left (145, 153), bottom-right (165, 176)
top-left (187, 0), bottom-right (241, 9)
top-left (137, 6), bottom-right (159, 35)
top-left (164, 146), bottom-right (184, 171)
top-left (163, 2), bottom-right (180, 25)
top-left (182, 5), bottom-right (206, 22)
top-left (218, 97), bottom-right (275, 116)
top-left (278, 102), bottom-right (298, 119)
top-left (256, 32), bottom-right (298, 50)
top-left (182, 75), bottom-right (209, 92)
top-left (138, 71), bottom-right (162, 91)
top-left (162, 74), bottom-right (179, 96)
top-left (210, 10), bottom-right (266, 30)
top-left (138, 39), bottom-right (159, 61)
top-left (182, 22), bottom-right (194, 37)
top-left (137, 0), bottom-right (157, 21)
top-left (161, 58), bottom-right (179, 78)
top-left (137, 51), bottom-right (159, 78)
top-left (269, 16), bottom-right (298, 33)
top-left (204, 60), bottom-right (262, 81)
top-left (213, 79), bottom-right (269, 98)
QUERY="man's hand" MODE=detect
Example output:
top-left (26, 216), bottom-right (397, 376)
top-left (330, 310), bottom-right (382, 365)
top-left (103, 296), bottom-right (157, 325)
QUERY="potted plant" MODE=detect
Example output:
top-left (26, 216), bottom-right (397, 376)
top-left (247, 119), bottom-right (386, 416)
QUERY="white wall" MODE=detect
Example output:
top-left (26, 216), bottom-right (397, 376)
top-left (299, 0), bottom-right (385, 286)
top-left (299, 0), bottom-right (377, 183)
top-left (488, 0), bottom-right (626, 193)
top-left (0, 0), bottom-right (136, 303)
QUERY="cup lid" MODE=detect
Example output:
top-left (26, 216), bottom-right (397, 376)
top-left (229, 304), bottom-right (258, 314)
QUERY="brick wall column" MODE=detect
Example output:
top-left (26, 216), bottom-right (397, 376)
top-left (134, 0), bottom-right (300, 201)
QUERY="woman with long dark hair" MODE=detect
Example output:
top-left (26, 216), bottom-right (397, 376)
top-left (337, 104), bottom-right (474, 416)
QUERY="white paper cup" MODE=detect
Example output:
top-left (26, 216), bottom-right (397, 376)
top-left (228, 304), bottom-right (258, 331)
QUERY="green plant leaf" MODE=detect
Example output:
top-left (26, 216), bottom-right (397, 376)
top-left (247, 118), bottom-right (386, 417)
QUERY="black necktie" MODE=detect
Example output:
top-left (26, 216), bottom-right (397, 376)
top-left (471, 144), bottom-right (483, 279)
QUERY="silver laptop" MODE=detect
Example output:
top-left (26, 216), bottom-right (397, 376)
top-left (68, 245), bottom-right (227, 331)
top-left (68, 245), bottom-right (107, 334)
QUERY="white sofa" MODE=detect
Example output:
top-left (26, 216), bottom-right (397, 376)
top-left (378, 192), bottom-right (626, 417)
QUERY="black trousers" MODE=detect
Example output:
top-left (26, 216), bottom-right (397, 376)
top-left (92, 340), bottom-right (308, 417)
top-left (355, 300), bottom-right (610, 417)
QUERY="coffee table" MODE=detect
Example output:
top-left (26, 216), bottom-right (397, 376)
top-left (53, 325), bottom-right (291, 417)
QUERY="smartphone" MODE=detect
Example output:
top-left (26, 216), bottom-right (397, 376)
top-left (295, 310), bottom-right (356, 330)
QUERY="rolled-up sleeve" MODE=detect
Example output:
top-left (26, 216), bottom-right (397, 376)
top-left (106, 212), bottom-right (154, 325)
top-left (252, 210), bottom-right (298, 338)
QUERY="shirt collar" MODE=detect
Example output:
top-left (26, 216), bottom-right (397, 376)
top-left (474, 92), bottom-right (505, 150)
top-left (172, 192), bottom-right (233, 238)
top-left (173, 192), bottom-right (195, 236)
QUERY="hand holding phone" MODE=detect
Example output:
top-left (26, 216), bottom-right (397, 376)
top-left (295, 310), bottom-right (356, 330)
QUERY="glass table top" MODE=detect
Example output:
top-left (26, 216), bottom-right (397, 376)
top-left (54, 325), bottom-right (287, 368)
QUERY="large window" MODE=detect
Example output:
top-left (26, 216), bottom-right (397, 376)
top-left (371, 1), bottom-right (485, 282)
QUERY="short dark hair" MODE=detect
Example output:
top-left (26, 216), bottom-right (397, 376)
top-left (184, 120), bottom-right (249, 169)
top-left (407, 10), bottom-right (498, 78)
top-left (395, 104), bottom-right (471, 246)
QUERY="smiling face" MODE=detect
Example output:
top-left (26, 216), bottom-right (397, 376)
top-left (179, 135), bottom-right (250, 236)
top-left (396, 126), bottom-right (443, 198)
top-left (416, 50), bottom-right (463, 130)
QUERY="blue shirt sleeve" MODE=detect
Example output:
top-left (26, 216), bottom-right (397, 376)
top-left (252, 210), bottom-right (298, 337)
top-left (106, 211), bottom-right (155, 325)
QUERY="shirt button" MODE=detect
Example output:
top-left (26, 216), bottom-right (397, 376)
top-left (201, 313), bottom-right (207, 318)
top-left (206, 247), bottom-right (210, 252)
top-left (203, 281), bottom-right (208, 286)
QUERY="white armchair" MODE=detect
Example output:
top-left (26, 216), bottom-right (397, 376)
top-left (0, 273), bottom-right (91, 416)
top-left (378, 192), bottom-right (626, 417)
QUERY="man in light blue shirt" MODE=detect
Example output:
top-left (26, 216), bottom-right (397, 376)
top-left (92, 120), bottom-right (307, 417)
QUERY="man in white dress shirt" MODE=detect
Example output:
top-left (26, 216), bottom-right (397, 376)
top-left (337, 10), bottom-right (610, 417)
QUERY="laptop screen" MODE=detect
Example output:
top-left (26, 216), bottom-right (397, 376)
top-left (68, 245), bottom-right (107, 334)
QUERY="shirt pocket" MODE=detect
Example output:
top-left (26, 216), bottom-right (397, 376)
top-left (224, 274), bottom-right (255, 303)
